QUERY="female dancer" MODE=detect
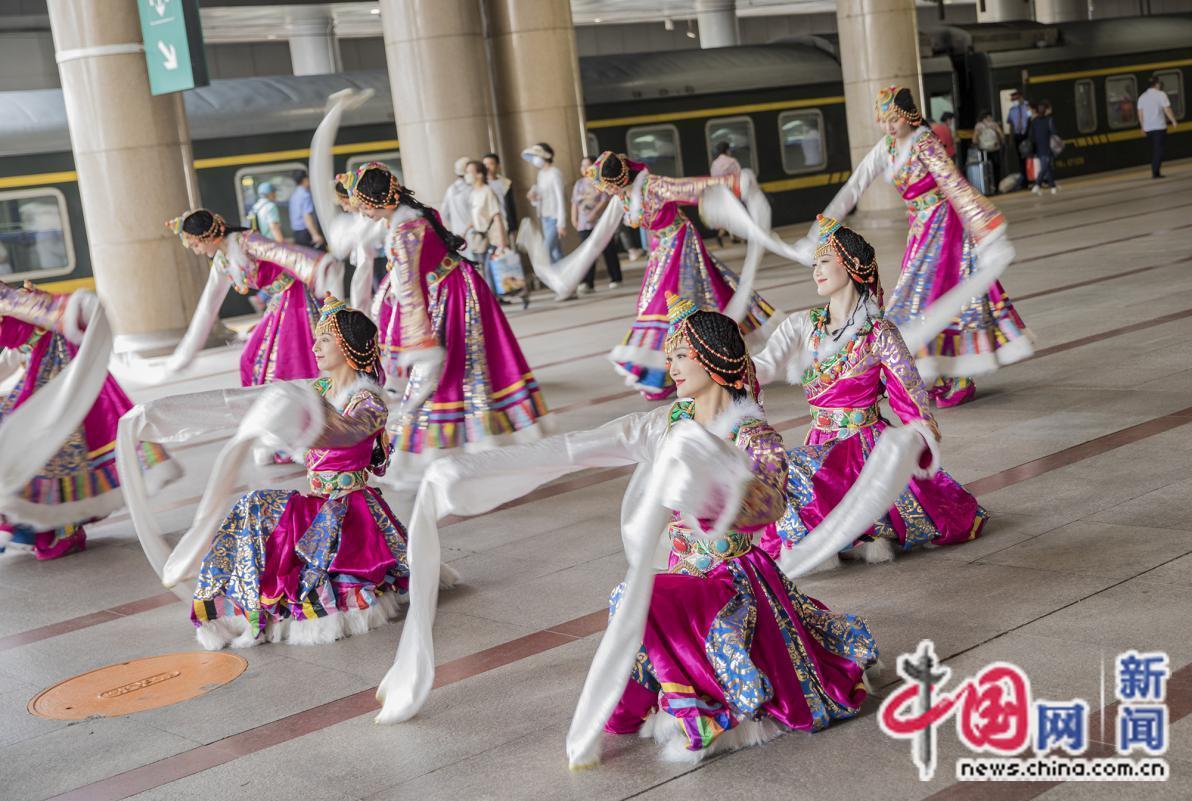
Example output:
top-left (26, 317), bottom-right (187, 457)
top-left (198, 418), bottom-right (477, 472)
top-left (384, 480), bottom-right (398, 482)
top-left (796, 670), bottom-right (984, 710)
top-left (374, 295), bottom-right (921, 767)
top-left (187, 297), bottom-right (409, 649)
top-left (794, 87), bottom-right (1032, 407)
top-left (754, 216), bottom-right (985, 567)
top-left (164, 209), bottom-right (339, 386)
top-left (524, 151), bottom-right (779, 401)
top-left (0, 282), bottom-right (176, 559)
top-left (349, 164), bottom-right (549, 473)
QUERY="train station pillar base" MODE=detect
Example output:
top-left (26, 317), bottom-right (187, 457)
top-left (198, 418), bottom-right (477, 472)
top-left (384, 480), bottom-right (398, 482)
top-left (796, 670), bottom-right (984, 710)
top-left (487, 0), bottom-right (585, 230)
top-left (836, 0), bottom-right (923, 214)
top-left (696, 0), bottom-right (739, 49)
top-left (46, 0), bottom-right (207, 355)
top-left (380, 0), bottom-right (497, 203)
top-left (1035, 0), bottom-right (1088, 23)
top-left (977, 0), bottom-right (1035, 23)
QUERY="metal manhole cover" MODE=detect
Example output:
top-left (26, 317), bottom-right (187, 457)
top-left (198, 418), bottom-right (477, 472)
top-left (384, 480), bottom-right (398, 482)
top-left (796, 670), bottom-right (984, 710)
top-left (28, 651), bottom-right (247, 720)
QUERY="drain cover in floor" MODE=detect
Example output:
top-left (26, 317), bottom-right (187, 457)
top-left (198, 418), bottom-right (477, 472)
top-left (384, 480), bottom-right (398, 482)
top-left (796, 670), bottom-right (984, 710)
top-left (28, 651), bottom-right (247, 720)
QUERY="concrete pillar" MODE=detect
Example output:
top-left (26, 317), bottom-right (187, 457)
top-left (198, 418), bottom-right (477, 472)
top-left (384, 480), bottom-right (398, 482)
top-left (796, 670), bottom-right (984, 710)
top-left (976, 0), bottom-right (1034, 22)
top-left (288, 8), bottom-right (341, 76)
top-left (379, 0), bottom-right (496, 203)
top-left (487, 0), bottom-right (585, 227)
top-left (695, 0), bottom-right (739, 49)
top-left (1034, 0), bottom-right (1088, 22)
top-left (835, 0), bottom-right (923, 213)
top-left (46, 0), bottom-right (207, 355)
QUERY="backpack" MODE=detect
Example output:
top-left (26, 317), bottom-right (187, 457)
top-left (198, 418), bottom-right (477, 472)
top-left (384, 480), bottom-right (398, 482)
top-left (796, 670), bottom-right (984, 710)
top-left (976, 125), bottom-right (1000, 152)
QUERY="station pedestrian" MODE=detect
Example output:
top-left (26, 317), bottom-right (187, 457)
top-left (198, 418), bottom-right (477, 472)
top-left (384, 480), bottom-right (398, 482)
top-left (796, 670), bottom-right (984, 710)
top-left (249, 182), bottom-right (284, 242)
top-left (974, 110), bottom-right (1005, 186)
top-left (440, 156), bottom-right (473, 241)
top-left (1029, 101), bottom-right (1059, 195)
top-left (933, 111), bottom-right (957, 159)
top-left (483, 152), bottom-right (518, 233)
top-left (1007, 90), bottom-right (1032, 189)
top-left (289, 170), bottom-right (325, 250)
top-left (1138, 75), bottom-right (1178, 178)
top-left (522, 143), bottom-right (566, 263)
top-left (570, 155), bottom-right (622, 294)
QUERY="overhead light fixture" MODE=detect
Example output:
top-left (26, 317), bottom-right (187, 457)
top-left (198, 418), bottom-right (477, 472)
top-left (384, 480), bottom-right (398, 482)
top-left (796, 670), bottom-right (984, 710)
top-left (664, 17), bottom-right (674, 30)
top-left (370, 7), bottom-right (380, 14)
top-left (686, 20), bottom-right (696, 38)
top-left (593, 16), bottom-right (602, 22)
top-left (266, 33), bottom-right (278, 39)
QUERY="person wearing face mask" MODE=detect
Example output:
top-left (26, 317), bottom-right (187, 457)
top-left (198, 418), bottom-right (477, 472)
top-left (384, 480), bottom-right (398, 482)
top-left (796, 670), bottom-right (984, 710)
top-left (522, 143), bottom-right (567, 263)
top-left (440, 157), bottom-right (474, 245)
top-left (164, 208), bottom-right (338, 385)
top-left (753, 216), bottom-right (986, 570)
top-left (785, 87), bottom-right (1033, 408)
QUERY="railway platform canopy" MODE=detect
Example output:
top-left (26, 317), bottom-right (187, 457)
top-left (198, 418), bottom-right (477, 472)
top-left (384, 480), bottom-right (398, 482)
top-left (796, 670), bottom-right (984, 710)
top-left (1, 2), bottom-right (1191, 800)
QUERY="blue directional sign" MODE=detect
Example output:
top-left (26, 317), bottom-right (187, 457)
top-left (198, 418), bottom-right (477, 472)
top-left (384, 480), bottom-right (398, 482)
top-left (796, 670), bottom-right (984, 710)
top-left (137, 0), bottom-right (209, 96)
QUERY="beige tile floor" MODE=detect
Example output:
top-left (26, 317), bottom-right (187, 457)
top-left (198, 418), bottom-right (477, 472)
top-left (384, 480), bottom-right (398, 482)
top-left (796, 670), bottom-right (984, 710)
top-left (2, 160), bottom-right (1191, 801)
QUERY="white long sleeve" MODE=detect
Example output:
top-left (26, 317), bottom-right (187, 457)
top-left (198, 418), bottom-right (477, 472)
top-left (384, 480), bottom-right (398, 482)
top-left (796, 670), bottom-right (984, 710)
top-left (752, 311), bottom-right (812, 386)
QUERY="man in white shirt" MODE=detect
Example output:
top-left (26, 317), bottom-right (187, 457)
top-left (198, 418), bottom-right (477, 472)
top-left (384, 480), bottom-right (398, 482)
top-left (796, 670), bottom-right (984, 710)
top-left (1137, 75), bottom-right (1178, 179)
top-left (440, 156), bottom-right (474, 240)
top-left (521, 142), bottom-right (566, 263)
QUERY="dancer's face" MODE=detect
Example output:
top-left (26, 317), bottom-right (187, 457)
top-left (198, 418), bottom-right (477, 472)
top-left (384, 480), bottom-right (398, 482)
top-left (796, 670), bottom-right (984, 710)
top-left (667, 343), bottom-right (713, 398)
top-left (187, 237), bottom-right (220, 258)
top-left (360, 204), bottom-right (389, 221)
top-left (881, 117), bottom-right (913, 139)
top-left (813, 249), bottom-right (851, 297)
top-left (312, 330), bottom-right (347, 373)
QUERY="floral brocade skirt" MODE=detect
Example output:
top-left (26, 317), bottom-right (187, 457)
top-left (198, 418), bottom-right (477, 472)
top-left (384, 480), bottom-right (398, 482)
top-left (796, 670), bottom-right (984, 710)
top-left (192, 486), bottom-right (409, 643)
top-left (605, 547), bottom-right (876, 753)
top-left (763, 421), bottom-right (987, 556)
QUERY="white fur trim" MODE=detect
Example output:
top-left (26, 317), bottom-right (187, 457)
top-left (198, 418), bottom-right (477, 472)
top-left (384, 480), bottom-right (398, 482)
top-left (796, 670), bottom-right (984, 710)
top-left (327, 374), bottom-right (385, 413)
top-left (858, 537), bottom-right (896, 564)
top-left (917, 328), bottom-right (1035, 379)
top-left (195, 590), bottom-right (405, 650)
top-left (626, 170), bottom-right (648, 227)
top-left (743, 310), bottom-right (785, 352)
top-left (902, 420), bottom-right (940, 478)
top-left (646, 710), bottom-right (785, 764)
top-left (705, 397), bottom-right (765, 439)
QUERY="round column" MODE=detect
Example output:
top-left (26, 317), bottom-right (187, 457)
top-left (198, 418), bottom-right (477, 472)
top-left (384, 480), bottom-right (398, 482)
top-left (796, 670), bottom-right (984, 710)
top-left (487, 0), bottom-right (585, 227)
top-left (47, 0), bottom-right (207, 355)
top-left (977, 0), bottom-right (1034, 22)
top-left (379, 0), bottom-right (497, 203)
top-left (288, 10), bottom-right (341, 76)
top-left (836, 0), bottom-right (924, 213)
top-left (696, 0), bottom-right (739, 49)
top-left (1035, 0), bottom-right (1087, 22)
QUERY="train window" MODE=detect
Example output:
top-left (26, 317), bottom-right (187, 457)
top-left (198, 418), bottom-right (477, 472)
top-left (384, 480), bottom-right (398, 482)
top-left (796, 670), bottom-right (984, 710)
top-left (1074, 79), bottom-right (1097, 133)
top-left (1105, 75), bottom-right (1138, 130)
top-left (346, 151), bottom-right (403, 184)
top-left (0, 188), bottom-right (75, 281)
top-left (705, 116), bottom-right (757, 173)
top-left (234, 162), bottom-right (306, 238)
top-left (778, 110), bottom-right (826, 175)
top-left (585, 132), bottom-right (600, 158)
top-left (626, 124), bottom-right (682, 177)
top-left (1153, 70), bottom-right (1185, 120)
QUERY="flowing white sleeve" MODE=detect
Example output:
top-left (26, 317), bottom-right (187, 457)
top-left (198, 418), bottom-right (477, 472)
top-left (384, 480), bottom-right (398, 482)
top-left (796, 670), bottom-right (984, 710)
top-left (375, 409), bottom-right (661, 725)
top-left (164, 267), bottom-right (231, 374)
top-left (822, 138), bottom-right (887, 223)
top-left (518, 196), bottom-right (624, 301)
top-left (310, 88), bottom-right (375, 262)
top-left (752, 312), bottom-right (811, 386)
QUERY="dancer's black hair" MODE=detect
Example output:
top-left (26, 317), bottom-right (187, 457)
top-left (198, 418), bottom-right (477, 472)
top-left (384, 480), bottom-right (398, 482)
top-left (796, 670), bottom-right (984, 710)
top-left (831, 226), bottom-right (879, 300)
top-left (684, 310), bottom-right (750, 402)
top-left (334, 180), bottom-right (349, 197)
top-left (181, 209), bottom-right (247, 237)
top-left (334, 308), bottom-right (391, 470)
top-left (892, 88), bottom-right (923, 127)
top-left (599, 152), bottom-right (642, 188)
top-left (356, 167), bottom-right (469, 255)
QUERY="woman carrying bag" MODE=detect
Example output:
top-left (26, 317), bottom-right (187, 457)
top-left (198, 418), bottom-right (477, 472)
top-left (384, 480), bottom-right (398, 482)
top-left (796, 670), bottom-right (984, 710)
top-left (465, 160), bottom-right (528, 309)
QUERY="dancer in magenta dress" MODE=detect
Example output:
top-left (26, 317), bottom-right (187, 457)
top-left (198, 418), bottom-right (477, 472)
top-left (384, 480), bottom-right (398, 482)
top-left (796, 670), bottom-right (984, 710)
top-left (165, 209), bottom-right (338, 385)
top-left (350, 165), bottom-right (549, 473)
top-left (798, 88), bottom-right (1032, 407)
top-left (375, 296), bottom-right (884, 766)
top-left (587, 151), bottom-right (778, 400)
top-left (0, 282), bottom-right (176, 559)
top-left (189, 297), bottom-right (409, 648)
top-left (755, 217), bottom-right (985, 567)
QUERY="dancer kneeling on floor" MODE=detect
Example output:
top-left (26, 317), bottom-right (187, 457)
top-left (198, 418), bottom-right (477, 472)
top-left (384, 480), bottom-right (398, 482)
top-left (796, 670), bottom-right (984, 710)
top-left (190, 297), bottom-right (410, 649)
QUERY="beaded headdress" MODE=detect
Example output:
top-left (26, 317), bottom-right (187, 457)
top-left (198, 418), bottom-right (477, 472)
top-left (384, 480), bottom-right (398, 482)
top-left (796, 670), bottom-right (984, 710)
top-left (351, 163), bottom-right (403, 209)
top-left (315, 295), bottom-right (380, 374)
top-left (165, 209), bottom-right (227, 245)
top-left (588, 151), bottom-right (644, 195)
top-left (663, 292), bottom-right (756, 396)
top-left (874, 86), bottom-right (922, 126)
top-left (814, 214), bottom-right (882, 300)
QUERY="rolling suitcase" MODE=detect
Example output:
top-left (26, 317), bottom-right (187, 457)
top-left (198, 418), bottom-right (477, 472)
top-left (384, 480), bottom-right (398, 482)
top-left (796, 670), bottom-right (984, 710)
top-left (966, 152), bottom-right (994, 196)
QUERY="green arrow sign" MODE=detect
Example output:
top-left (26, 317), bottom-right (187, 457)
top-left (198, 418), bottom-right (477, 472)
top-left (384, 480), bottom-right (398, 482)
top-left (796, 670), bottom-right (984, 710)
top-left (137, 0), bottom-right (209, 96)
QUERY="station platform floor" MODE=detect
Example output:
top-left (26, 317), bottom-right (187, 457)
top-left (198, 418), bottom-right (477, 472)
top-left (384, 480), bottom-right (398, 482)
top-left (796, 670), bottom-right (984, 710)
top-left (2, 159), bottom-right (1191, 801)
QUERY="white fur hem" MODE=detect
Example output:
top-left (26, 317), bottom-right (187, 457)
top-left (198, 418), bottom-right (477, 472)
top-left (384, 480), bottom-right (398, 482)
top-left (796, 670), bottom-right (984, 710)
top-left (918, 328), bottom-right (1036, 379)
top-left (903, 420), bottom-right (941, 478)
top-left (642, 710), bottom-right (785, 764)
top-left (0, 458), bottom-right (182, 530)
top-left (195, 589), bottom-right (406, 650)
